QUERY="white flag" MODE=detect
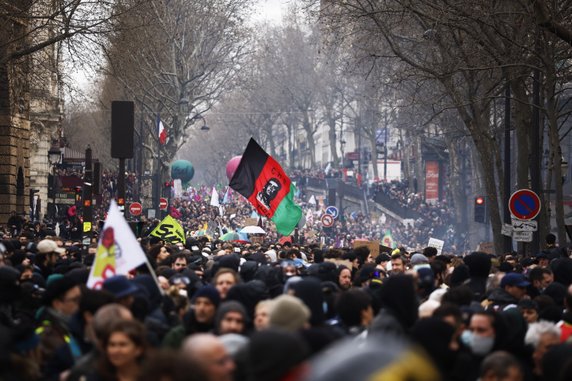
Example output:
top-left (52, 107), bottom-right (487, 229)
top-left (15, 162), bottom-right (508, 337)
top-left (173, 179), bottom-right (183, 198)
top-left (87, 200), bottom-right (148, 289)
top-left (308, 195), bottom-right (316, 205)
top-left (222, 187), bottom-right (231, 204)
top-left (210, 187), bottom-right (220, 207)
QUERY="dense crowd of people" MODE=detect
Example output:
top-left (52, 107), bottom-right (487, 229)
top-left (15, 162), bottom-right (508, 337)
top-left (45, 165), bottom-right (463, 252)
top-left (366, 179), bottom-right (460, 250)
top-left (3, 189), bottom-right (572, 381)
top-left (293, 170), bottom-right (464, 251)
top-left (4, 167), bottom-right (572, 381)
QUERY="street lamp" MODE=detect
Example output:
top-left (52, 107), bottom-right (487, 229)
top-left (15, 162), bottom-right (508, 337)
top-left (198, 115), bottom-right (209, 131)
top-left (562, 156), bottom-right (569, 184)
top-left (47, 143), bottom-right (62, 219)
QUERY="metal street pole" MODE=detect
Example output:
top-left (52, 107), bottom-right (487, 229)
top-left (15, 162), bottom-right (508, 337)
top-left (530, 33), bottom-right (542, 256)
top-left (82, 146), bottom-right (93, 248)
top-left (504, 73), bottom-right (513, 254)
top-left (384, 122), bottom-right (388, 181)
top-left (117, 158), bottom-right (126, 214)
top-left (52, 168), bottom-right (57, 219)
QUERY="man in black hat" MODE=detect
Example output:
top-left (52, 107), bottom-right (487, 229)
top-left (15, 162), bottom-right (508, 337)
top-left (163, 285), bottom-right (221, 348)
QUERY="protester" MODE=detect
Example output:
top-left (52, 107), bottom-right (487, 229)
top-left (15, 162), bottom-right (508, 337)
top-left (36, 276), bottom-right (83, 381)
top-left (479, 351), bottom-right (524, 381)
top-left (96, 319), bottom-right (148, 381)
top-left (4, 178), bottom-right (572, 381)
top-left (181, 333), bottom-right (235, 381)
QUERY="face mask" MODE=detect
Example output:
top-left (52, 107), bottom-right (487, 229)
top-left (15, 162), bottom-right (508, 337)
top-left (470, 333), bottom-right (495, 356)
top-left (460, 330), bottom-right (472, 346)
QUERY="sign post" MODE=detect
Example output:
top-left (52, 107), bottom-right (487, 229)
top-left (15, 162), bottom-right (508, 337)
top-left (509, 189), bottom-right (541, 249)
top-left (159, 197), bottom-right (168, 211)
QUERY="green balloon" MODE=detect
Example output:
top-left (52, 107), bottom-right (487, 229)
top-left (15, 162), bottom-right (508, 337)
top-left (171, 160), bottom-right (195, 186)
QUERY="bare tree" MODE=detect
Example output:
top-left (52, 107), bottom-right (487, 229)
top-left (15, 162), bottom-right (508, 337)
top-left (98, 0), bottom-right (253, 178)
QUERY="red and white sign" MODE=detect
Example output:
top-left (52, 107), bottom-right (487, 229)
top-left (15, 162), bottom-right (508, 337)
top-left (321, 214), bottom-right (334, 228)
top-left (129, 202), bottom-right (142, 216)
top-left (425, 161), bottom-right (439, 204)
top-left (159, 197), bottom-right (168, 211)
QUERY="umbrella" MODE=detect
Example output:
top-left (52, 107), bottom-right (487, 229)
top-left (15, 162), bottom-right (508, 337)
top-left (240, 225), bottom-right (266, 235)
top-left (220, 231), bottom-right (239, 241)
top-left (220, 231), bottom-right (250, 242)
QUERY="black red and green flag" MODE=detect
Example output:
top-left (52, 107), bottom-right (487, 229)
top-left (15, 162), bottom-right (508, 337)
top-left (229, 138), bottom-right (302, 236)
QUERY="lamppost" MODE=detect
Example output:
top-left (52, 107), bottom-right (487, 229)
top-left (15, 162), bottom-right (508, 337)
top-left (48, 143), bottom-right (62, 220)
top-left (340, 139), bottom-right (346, 167)
top-left (561, 156), bottom-right (569, 184)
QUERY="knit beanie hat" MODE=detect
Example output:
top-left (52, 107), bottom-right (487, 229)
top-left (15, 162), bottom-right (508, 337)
top-left (215, 300), bottom-right (248, 333)
top-left (192, 285), bottom-right (221, 307)
top-left (268, 294), bottom-right (310, 332)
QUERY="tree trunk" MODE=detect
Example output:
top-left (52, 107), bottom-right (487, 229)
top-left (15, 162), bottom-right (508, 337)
top-left (473, 127), bottom-right (504, 256)
top-left (414, 135), bottom-right (425, 197)
top-left (286, 123), bottom-right (294, 169)
top-left (511, 79), bottom-right (532, 189)
top-left (447, 140), bottom-right (468, 230)
top-left (327, 112), bottom-right (339, 166)
top-left (402, 129), bottom-right (415, 190)
top-left (303, 111), bottom-right (316, 168)
top-left (371, 136), bottom-right (379, 180)
top-left (545, 63), bottom-right (567, 245)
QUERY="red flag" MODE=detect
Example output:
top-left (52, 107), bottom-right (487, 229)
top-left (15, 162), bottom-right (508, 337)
top-left (157, 114), bottom-right (167, 145)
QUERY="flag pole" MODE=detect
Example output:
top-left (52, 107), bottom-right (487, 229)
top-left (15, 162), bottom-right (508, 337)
top-left (143, 259), bottom-right (165, 296)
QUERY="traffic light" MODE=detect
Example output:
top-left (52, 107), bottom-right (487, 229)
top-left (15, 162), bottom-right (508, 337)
top-left (74, 186), bottom-right (82, 204)
top-left (474, 196), bottom-right (486, 223)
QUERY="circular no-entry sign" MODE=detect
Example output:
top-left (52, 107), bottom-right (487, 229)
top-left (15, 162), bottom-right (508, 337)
top-left (159, 198), bottom-right (168, 211)
top-left (129, 202), bottom-right (142, 216)
top-left (321, 214), bottom-right (334, 228)
top-left (509, 189), bottom-right (541, 220)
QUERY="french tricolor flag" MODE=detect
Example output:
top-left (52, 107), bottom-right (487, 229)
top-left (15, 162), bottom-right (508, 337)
top-left (157, 114), bottom-right (167, 145)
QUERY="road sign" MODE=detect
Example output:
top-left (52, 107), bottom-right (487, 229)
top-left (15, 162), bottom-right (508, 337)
top-left (321, 214), bottom-right (334, 228)
top-left (159, 198), bottom-right (168, 211)
top-left (513, 230), bottom-right (533, 242)
top-left (511, 218), bottom-right (538, 232)
top-left (325, 206), bottom-right (339, 219)
top-left (129, 202), bottom-right (142, 216)
top-left (509, 189), bottom-right (541, 220)
top-left (501, 224), bottom-right (513, 237)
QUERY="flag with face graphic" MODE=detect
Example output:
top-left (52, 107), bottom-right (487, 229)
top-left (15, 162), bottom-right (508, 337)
top-left (87, 200), bottom-right (148, 289)
top-left (229, 138), bottom-right (302, 235)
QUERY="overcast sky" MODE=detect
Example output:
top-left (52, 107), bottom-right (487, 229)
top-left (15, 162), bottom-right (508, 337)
top-left (252, 0), bottom-right (290, 24)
